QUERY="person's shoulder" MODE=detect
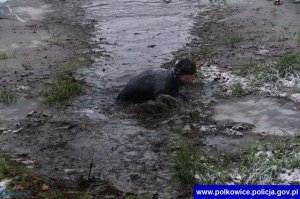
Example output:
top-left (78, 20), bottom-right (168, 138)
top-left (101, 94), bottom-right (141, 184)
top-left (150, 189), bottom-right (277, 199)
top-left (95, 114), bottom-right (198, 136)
top-left (151, 68), bottom-right (169, 76)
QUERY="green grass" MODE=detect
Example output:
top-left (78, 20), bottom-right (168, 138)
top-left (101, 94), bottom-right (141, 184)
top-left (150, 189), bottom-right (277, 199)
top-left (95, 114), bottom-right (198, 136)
top-left (174, 148), bottom-right (231, 184)
top-left (174, 136), bottom-right (300, 185)
top-left (234, 62), bottom-right (256, 77)
top-left (0, 87), bottom-right (16, 104)
top-left (237, 136), bottom-right (300, 184)
top-left (0, 156), bottom-right (32, 179)
top-left (194, 70), bottom-right (203, 84)
top-left (251, 63), bottom-right (279, 85)
top-left (60, 58), bottom-right (89, 75)
top-left (0, 155), bottom-right (38, 197)
top-left (0, 155), bottom-right (93, 198)
top-left (0, 52), bottom-right (9, 60)
top-left (223, 34), bottom-right (243, 47)
top-left (234, 53), bottom-right (300, 86)
top-left (125, 196), bottom-right (152, 199)
top-left (171, 125), bottom-right (184, 135)
top-left (0, 51), bottom-right (17, 60)
top-left (276, 53), bottom-right (300, 78)
top-left (196, 45), bottom-right (218, 59)
top-left (230, 81), bottom-right (245, 97)
top-left (41, 78), bottom-right (84, 105)
top-left (38, 190), bottom-right (93, 199)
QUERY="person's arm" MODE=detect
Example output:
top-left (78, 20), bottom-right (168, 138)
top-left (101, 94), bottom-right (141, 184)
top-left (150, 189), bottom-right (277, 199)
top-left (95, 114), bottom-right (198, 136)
top-left (178, 93), bottom-right (189, 101)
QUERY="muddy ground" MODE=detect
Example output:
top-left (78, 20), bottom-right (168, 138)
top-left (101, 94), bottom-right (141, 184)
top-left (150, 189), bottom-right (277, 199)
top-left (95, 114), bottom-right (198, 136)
top-left (1, 0), bottom-right (300, 198)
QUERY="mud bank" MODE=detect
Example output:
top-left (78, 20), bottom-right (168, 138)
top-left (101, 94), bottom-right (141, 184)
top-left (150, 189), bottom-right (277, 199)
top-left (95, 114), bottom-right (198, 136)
top-left (0, 0), bottom-right (94, 196)
top-left (0, 0), bottom-right (93, 123)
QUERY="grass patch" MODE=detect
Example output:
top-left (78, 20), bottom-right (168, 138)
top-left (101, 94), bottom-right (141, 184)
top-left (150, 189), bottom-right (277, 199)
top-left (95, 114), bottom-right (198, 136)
top-left (0, 52), bottom-right (9, 60)
top-left (234, 62), bottom-right (257, 77)
top-left (194, 69), bottom-right (203, 84)
top-left (125, 196), bottom-right (152, 199)
top-left (0, 87), bottom-right (16, 104)
top-left (230, 81), bottom-right (245, 97)
top-left (174, 148), bottom-right (231, 184)
top-left (171, 125), bottom-right (184, 135)
top-left (235, 53), bottom-right (300, 86)
top-left (38, 190), bottom-right (93, 199)
top-left (0, 155), bottom-right (93, 198)
top-left (0, 155), bottom-right (42, 196)
top-left (237, 136), bottom-right (300, 184)
top-left (223, 33), bottom-right (243, 47)
top-left (174, 136), bottom-right (300, 185)
top-left (60, 58), bottom-right (90, 75)
top-left (251, 63), bottom-right (279, 85)
top-left (0, 51), bottom-right (17, 60)
top-left (196, 45), bottom-right (218, 59)
top-left (0, 156), bottom-right (32, 179)
top-left (276, 53), bottom-right (300, 77)
top-left (41, 78), bottom-right (84, 105)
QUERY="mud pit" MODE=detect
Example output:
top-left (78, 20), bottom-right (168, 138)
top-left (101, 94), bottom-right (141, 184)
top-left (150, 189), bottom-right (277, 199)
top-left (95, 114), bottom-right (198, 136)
top-left (1, 0), bottom-right (300, 198)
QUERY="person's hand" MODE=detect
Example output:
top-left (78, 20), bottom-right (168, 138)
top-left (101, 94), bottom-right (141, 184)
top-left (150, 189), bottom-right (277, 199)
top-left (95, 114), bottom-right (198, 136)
top-left (178, 93), bottom-right (189, 101)
top-left (157, 94), bottom-right (180, 108)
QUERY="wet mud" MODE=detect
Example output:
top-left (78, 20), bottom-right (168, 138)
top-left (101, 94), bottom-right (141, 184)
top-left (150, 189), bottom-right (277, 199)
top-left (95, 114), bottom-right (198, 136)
top-left (1, 0), bottom-right (300, 198)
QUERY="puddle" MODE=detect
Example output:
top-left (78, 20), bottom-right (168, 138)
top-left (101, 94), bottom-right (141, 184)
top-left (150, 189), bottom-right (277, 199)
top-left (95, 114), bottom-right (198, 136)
top-left (0, 0), bottom-right (52, 53)
top-left (213, 96), bottom-right (300, 135)
top-left (70, 119), bottom-right (179, 195)
top-left (80, 0), bottom-right (211, 88)
top-left (69, 0), bottom-right (215, 195)
top-left (0, 97), bottom-right (38, 125)
top-left (10, 0), bottom-right (53, 21)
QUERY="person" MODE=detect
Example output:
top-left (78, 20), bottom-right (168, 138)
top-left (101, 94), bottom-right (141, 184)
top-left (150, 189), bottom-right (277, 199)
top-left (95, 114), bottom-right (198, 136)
top-left (117, 57), bottom-right (197, 103)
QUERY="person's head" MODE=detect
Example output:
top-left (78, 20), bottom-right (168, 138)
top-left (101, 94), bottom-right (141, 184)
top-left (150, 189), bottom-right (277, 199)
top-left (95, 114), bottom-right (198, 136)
top-left (173, 57), bottom-right (197, 85)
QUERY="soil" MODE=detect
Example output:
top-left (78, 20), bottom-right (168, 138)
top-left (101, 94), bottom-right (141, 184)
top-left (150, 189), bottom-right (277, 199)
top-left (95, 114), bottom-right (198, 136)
top-left (1, 0), bottom-right (300, 198)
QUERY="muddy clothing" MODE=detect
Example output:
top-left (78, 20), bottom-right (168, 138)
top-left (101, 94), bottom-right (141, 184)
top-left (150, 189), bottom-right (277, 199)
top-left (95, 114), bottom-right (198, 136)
top-left (117, 69), bottom-right (181, 103)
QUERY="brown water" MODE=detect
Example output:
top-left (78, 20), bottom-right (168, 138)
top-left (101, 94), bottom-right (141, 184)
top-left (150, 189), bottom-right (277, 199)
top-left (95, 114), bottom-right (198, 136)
top-left (71, 0), bottom-right (215, 196)
top-left (2, 0), bottom-right (300, 197)
top-left (80, 0), bottom-right (211, 88)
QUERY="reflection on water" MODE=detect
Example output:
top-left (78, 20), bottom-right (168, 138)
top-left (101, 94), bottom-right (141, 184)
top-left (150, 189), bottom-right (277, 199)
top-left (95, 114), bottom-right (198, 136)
top-left (213, 96), bottom-right (300, 135)
top-left (0, 97), bottom-right (38, 124)
top-left (81, 0), bottom-right (209, 88)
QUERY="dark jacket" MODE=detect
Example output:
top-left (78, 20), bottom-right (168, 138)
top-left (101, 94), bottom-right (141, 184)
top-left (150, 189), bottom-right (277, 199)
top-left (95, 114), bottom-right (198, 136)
top-left (117, 69), bottom-right (181, 103)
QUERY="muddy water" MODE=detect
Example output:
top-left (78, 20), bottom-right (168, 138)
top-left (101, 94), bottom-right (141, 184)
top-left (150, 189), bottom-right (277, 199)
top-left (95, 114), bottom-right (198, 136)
top-left (0, 98), bottom-right (37, 122)
top-left (81, 0), bottom-right (210, 88)
top-left (72, 0), bottom-right (214, 196)
top-left (213, 96), bottom-right (300, 135)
